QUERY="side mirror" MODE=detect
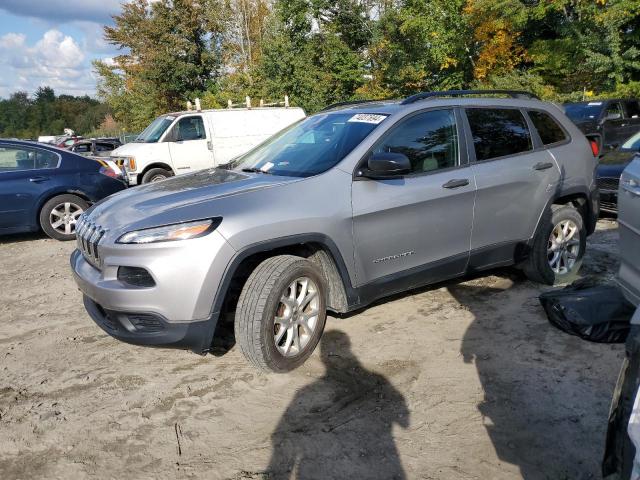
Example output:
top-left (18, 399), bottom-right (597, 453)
top-left (361, 152), bottom-right (411, 179)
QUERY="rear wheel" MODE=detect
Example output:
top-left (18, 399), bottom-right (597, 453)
top-left (235, 255), bottom-right (327, 372)
top-left (141, 168), bottom-right (173, 184)
top-left (524, 205), bottom-right (586, 285)
top-left (39, 194), bottom-right (88, 241)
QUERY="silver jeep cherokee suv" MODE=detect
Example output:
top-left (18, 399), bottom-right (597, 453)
top-left (71, 90), bottom-right (600, 372)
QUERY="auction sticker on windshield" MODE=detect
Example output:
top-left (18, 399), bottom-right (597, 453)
top-left (347, 113), bottom-right (388, 124)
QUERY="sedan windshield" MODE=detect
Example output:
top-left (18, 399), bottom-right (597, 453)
top-left (622, 131), bottom-right (640, 151)
top-left (564, 103), bottom-right (604, 122)
top-left (135, 116), bottom-right (175, 143)
top-left (229, 112), bottom-right (388, 177)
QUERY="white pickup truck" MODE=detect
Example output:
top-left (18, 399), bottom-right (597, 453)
top-left (111, 107), bottom-right (306, 184)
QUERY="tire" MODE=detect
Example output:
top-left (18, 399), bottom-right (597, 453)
top-left (141, 168), bottom-right (173, 184)
top-left (523, 204), bottom-right (586, 285)
top-left (39, 194), bottom-right (89, 241)
top-left (235, 255), bottom-right (327, 373)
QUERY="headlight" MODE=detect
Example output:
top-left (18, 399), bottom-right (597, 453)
top-left (123, 156), bottom-right (137, 172)
top-left (116, 218), bottom-right (221, 244)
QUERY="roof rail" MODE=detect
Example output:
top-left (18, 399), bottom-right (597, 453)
top-left (400, 89), bottom-right (540, 105)
top-left (320, 99), bottom-right (381, 112)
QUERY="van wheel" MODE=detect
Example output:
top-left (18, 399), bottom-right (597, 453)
top-left (141, 168), bottom-right (173, 184)
top-left (235, 255), bottom-right (327, 373)
top-left (524, 205), bottom-right (586, 285)
top-left (39, 194), bottom-right (88, 241)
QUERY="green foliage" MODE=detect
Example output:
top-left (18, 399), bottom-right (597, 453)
top-left (0, 88), bottom-right (109, 139)
top-left (5, 0), bottom-right (640, 138)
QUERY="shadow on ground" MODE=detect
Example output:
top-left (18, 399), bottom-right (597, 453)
top-left (265, 330), bottom-right (409, 480)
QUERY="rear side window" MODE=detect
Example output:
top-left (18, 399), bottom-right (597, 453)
top-left (528, 110), bottom-right (567, 145)
top-left (466, 108), bottom-right (532, 161)
top-left (625, 101), bottom-right (640, 119)
top-left (372, 109), bottom-right (459, 174)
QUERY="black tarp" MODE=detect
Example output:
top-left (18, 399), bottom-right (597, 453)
top-left (539, 279), bottom-right (636, 343)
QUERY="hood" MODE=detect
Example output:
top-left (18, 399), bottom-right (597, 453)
top-left (110, 141), bottom-right (167, 158)
top-left (572, 119), bottom-right (599, 135)
top-left (86, 168), bottom-right (301, 233)
top-left (599, 150), bottom-right (638, 166)
top-left (598, 151), bottom-right (638, 178)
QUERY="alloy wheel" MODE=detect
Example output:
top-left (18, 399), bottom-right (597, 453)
top-left (273, 276), bottom-right (320, 357)
top-left (49, 202), bottom-right (84, 236)
top-left (547, 219), bottom-right (581, 274)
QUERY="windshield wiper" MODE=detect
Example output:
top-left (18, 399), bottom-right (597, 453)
top-left (241, 167), bottom-right (272, 175)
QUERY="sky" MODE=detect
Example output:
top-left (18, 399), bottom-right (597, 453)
top-left (0, 0), bottom-right (126, 99)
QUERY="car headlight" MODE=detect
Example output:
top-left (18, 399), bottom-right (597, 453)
top-left (116, 218), bottom-right (221, 244)
top-left (123, 156), bottom-right (137, 172)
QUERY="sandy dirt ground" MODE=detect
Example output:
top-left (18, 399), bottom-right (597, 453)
top-left (0, 219), bottom-right (625, 480)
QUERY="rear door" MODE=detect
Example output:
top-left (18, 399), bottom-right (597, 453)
top-left (464, 107), bottom-right (560, 266)
top-left (618, 157), bottom-right (640, 306)
top-left (351, 108), bottom-right (475, 284)
top-left (167, 115), bottom-right (215, 173)
top-left (0, 145), bottom-right (60, 229)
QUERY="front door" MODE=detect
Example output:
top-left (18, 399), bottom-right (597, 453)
top-left (464, 107), bottom-right (560, 260)
top-left (619, 158), bottom-right (640, 305)
top-left (0, 145), bottom-right (59, 230)
top-left (168, 115), bottom-right (214, 174)
top-left (352, 108), bottom-right (475, 285)
top-left (602, 101), bottom-right (627, 149)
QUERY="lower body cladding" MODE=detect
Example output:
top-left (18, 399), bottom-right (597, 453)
top-left (70, 230), bottom-right (236, 353)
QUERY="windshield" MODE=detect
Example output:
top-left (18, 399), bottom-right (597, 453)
top-left (564, 103), bottom-right (604, 122)
top-left (229, 112), bottom-right (387, 177)
top-left (622, 131), bottom-right (640, 151)
top-left (135, 115), bottom-right (176, 143)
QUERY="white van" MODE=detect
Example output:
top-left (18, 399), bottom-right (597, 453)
top-left (111, 107), bottom-right (306, 185)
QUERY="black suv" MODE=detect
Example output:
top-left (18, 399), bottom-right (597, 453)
top-left (564, 99), bottom-right (640, 150)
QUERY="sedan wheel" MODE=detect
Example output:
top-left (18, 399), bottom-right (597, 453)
top-left (50, 201), bottom-right (84, 236)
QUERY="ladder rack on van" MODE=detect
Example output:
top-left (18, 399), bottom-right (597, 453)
top-left (226, 96), bottom-right (290, 109)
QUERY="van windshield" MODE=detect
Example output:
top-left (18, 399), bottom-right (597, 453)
top-left (228, 112), bottom-right (387, 177)
top-left (135, 116), bottom-right (175, 143)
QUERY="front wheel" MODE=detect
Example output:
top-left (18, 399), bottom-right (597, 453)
top-left (141, 168), bottom-right (173, 184)
top-left (524, 204), bottom-right (586, 285)
top-left (235, 255), bottom-right (327, 372)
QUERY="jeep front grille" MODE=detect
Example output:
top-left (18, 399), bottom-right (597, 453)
top-left (75, 215), bottom-right (106, 269)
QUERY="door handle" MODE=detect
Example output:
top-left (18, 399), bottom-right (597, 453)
top-left (29, 176), bottom-right (49, 183)
top-left (533, 162), bottom-right (554, 171)
top-left (442, 179), bottom-right (470, 189)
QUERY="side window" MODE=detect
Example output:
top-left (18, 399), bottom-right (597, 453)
top-left (625, 101), bottom-right (640, 119)
top-left (528, 110), bottom-right (567, 145)
top-left (35, 149), bottom-right (59, 169)
top-left (95, 143), bottom-right (114, 152)
top-left (466, 108), bottom-right (533, 161)
top-left (74, 143), bottom-right (91, 153)
top-left (175, 116), bottom-right (206, 141)
top-left (0, 147), bottom-right (35, 171)
top-left (605, 102), bottom-right (623, 120)
top-left (372, 109), bottom-right (458, 174)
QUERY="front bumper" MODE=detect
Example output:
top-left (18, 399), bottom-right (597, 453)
top-left (70, 230), bottom-right (236, 353)
top-left (83, 295), bottom-right (217, 353)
